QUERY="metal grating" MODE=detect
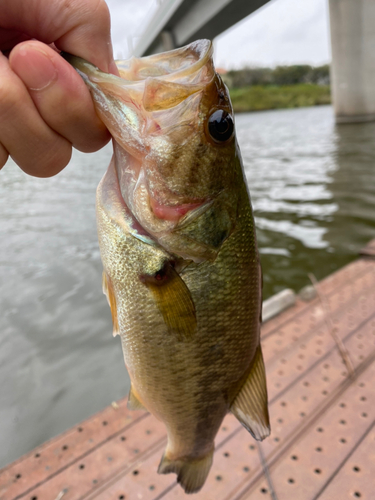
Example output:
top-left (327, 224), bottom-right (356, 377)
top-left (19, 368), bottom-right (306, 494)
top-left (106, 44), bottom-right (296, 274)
top-left (1, 242), bottom-right (375, 500)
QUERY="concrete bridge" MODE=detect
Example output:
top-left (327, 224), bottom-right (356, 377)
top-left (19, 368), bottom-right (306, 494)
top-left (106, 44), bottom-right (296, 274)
top-left (134, 0), bottom-right (375, 124)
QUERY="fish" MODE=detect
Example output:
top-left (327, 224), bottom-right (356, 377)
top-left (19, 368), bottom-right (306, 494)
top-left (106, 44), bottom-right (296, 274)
top-left (64, 40), bottom-right (270, 494)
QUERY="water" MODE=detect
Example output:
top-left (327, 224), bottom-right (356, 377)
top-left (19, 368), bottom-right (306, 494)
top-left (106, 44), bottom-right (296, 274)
top-left (1, 105), bottom-right (375, 467)
top-left (236, 106), bottom-right (375, 298)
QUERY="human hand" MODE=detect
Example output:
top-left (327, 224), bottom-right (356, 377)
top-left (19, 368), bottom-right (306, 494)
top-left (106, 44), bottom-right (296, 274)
top-left (0, 0), bottom-right (118, 177)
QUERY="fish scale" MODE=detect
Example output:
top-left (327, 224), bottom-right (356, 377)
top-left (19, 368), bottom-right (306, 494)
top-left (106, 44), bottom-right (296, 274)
top-left (65, 39), bottom-right (270, 494)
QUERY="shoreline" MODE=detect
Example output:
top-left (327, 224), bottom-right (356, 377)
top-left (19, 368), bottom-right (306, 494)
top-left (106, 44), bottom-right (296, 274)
top-left (228, 83), bottom-right (331, 113)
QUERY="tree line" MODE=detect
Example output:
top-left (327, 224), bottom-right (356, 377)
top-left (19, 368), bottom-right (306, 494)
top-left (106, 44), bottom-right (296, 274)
top-left (222, 64), bottom-right (330, 89)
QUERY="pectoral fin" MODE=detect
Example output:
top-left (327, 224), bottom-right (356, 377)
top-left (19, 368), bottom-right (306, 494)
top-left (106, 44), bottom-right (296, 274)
top-left (141, 262), bottom-right (196, 342)
top-left (230, 346), bottom-right (270, 441)
top-left (102, 272), bottom-right (120, 337)
top-left (127, 385), bottom-right (147, 411)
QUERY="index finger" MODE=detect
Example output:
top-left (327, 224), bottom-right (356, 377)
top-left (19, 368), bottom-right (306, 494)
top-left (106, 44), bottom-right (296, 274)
top-left (1, 0), bottom-right (117, 73)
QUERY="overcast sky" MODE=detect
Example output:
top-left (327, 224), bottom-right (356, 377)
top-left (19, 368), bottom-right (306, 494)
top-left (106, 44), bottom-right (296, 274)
top-left (105, 0), bottom-right (331, 69)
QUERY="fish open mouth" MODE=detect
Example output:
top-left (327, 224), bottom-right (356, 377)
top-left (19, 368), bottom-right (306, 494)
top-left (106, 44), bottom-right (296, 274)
top-left (117, 40), bottom-right (214, 89)
top-left (64, 40), bottom-right (216, 214)
top-left (63, 40), bottom-right (215, 114)
top-left (64, 41), bottom-right (236, 262)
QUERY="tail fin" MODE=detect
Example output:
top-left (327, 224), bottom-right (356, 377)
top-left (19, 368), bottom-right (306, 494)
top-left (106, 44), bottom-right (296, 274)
top-left (157, 448), bottom-right (214, 494)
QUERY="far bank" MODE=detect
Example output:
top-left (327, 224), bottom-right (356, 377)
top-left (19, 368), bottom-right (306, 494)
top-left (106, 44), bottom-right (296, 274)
top-left (229, 84), bottom-right (331, 113)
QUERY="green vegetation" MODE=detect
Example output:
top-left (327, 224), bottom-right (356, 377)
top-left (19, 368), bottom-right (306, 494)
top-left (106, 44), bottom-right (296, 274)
top-left (229, 84), bottom-right (331, 113)
top-left (223, 64), bottom-right (330, 88)
top-left (221, 64), bottom-right (331, 112)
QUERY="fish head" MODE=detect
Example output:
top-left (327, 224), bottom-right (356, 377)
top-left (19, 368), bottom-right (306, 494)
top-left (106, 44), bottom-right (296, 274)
top-left (66, 40), bottom-right (240, 262)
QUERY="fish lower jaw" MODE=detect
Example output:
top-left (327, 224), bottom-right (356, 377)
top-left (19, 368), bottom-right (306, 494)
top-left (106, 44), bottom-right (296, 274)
top-left (126, 178), bottom-right (223, 262)
top-left (148, 195), bottom-right (207, 222)
top-left (131, 169), bottom-right (210, 225)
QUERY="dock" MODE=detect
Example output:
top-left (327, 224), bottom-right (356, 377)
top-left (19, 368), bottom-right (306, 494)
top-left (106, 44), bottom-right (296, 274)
top-left (1, 240), bottom-right (375, 500)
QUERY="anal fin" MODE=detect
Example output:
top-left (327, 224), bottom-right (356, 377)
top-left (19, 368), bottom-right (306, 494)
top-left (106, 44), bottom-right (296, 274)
top-left (127, 385), bottom-right (147, 411)
top-left (230, 345), bottom-right (270, 441)
top-left (102, 272), bottom-right (120, 337)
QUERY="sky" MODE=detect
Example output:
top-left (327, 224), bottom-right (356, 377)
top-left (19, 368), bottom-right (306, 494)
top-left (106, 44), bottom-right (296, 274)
top-left (105, 0), bottom-right (331, 69)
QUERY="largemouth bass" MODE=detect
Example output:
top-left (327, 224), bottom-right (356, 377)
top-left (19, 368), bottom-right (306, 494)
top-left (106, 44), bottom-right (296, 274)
top-left (65, 40), bottom-right (270, 494)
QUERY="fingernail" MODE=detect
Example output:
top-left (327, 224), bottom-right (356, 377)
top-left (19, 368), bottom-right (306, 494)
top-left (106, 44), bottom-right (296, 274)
top-left (14, 45), bottom-right (57, 91)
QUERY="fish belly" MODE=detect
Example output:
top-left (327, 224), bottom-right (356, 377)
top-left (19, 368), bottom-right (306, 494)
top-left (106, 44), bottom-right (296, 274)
top-left (98, 171), bottom-right (259, 436)
top-left (96, 162), bottom-right (266, 493)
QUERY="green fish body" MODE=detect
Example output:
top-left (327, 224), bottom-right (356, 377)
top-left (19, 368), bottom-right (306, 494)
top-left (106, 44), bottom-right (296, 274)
top-left (65, 40), bottom-right (270, 494)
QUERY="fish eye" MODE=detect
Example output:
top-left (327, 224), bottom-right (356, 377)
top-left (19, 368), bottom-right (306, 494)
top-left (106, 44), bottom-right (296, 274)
top-left (207, 110), bottom-right (234, 143)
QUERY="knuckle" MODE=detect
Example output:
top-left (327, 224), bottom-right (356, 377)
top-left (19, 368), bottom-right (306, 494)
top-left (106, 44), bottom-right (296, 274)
top-left (97, 0), bottom-right (111, 26)
top-left (75, 132), bottom-right (110, 153)
top-left (73, 0), bottom-right (111, 27)
top-left (0, 80), bottom-right (21, 120)
top-left (40, 143), bottom-right (72, 177)
top-left (95, 0), bottom-right (110, 15)
top-left (23, 140), bottom-right (72, 178)
top-left (0, 144), bottom-right (9, 170)
top-left (89, 0), bottom-right (111, 24)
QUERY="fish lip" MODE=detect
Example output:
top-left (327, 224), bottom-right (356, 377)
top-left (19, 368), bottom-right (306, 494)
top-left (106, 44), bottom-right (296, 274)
top-left (100, 154), bottom-right (156, 246)
top-left (63, 41), bottom-right (216, 150)
top-left (136, 40), bottom-right (213, 83)
top-left (63, 39), bottom-right (214, 87)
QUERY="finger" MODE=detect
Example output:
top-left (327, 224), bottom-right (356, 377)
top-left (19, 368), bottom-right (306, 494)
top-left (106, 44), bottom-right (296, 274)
top-left (0, 28), bottom-right (30, 53)
top-left (0, 51), bottom-right (72, 177)
top-left (1, 0), bottom-right (117, 74)
top-left (0, 142), bottom-right (9, 170)
top-left (10, 41), bottom-right (110, 153)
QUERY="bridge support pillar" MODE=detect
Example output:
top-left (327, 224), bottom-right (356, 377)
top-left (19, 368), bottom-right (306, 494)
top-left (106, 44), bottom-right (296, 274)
top-left (160, 31), bottom-right (175, 52)
top-left (329, 0), bottom-right (375, 123)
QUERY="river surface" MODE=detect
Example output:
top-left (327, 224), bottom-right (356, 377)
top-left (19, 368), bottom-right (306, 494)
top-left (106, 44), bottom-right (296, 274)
top-left (1, 105), bottom-right (375, 467)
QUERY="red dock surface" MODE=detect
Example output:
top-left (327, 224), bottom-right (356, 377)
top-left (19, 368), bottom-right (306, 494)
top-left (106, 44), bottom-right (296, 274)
top-left (1, 241), bottom-right (375, 500)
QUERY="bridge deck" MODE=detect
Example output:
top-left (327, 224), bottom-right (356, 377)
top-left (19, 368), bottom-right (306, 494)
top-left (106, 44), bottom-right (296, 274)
top-left (2, 241), bottom-right (375, 500)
